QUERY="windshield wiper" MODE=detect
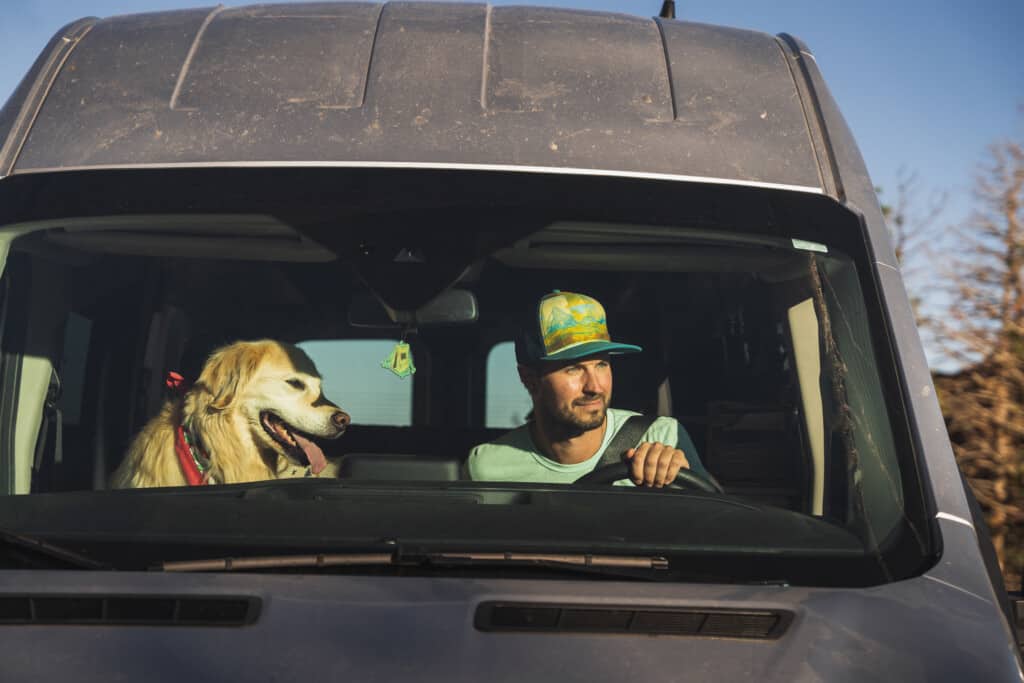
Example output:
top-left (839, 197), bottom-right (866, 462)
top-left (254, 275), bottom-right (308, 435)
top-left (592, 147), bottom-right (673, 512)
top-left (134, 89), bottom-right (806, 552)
top-left (161, 552), bottom-right (394, 572)
top-left (425, 551), bottom-right (671, 581)
top-left (0, 530), bottom-right (108, 570)
top-left (428, 552), bottom-right (668, 570)
top-left (159, 550), bottom-right (668, 580)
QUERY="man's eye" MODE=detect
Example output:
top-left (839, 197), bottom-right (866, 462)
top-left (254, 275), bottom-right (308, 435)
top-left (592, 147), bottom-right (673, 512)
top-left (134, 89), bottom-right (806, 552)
top-left (286, 378), bottom-right (306, 391)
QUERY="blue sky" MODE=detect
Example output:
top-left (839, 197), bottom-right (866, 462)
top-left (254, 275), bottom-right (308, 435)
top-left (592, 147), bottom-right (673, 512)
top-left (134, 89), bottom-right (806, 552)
top-left (1, 0), bottom-right (1021, 230)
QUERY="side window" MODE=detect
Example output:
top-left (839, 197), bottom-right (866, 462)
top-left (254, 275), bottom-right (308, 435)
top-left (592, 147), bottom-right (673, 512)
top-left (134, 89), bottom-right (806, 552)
top-left (787, 298), bottom-right (825, 516)
top-left (485, 341), bottom-right (532, 429)
top-left (298, 339), bottom-right (413, 427)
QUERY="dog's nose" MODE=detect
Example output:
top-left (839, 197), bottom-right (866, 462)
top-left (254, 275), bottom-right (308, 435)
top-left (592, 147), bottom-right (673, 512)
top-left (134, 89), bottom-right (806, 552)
top-left (332, 411), bottom-right (351, 428)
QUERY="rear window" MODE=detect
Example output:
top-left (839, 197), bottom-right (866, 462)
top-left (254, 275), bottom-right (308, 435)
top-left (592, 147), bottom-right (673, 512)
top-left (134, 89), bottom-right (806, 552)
top-left (298, 339), bottom-right (414, 427)
top-left (485, 341), bottom-right (531, 429)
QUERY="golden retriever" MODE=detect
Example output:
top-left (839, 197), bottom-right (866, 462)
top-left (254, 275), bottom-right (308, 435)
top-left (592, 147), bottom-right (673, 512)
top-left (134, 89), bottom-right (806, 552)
top-left (111, 340), bottom-right (349, 488)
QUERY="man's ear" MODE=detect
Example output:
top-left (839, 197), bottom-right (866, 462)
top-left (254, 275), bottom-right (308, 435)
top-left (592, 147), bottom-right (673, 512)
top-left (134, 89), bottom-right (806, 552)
top-left (517, 364), bottom-right (539, 396)
top-left (195, 343), bottom-right (261, 411)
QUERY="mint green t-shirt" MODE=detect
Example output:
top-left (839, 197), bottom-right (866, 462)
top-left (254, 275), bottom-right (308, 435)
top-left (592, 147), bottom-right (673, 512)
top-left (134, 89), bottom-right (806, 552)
top-left (467, 408), bottom-right (707, 484)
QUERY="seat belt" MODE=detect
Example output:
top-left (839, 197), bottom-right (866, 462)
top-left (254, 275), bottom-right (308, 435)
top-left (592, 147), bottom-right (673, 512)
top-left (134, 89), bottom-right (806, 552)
top-left (32, 366), bottom-right (63, 471)
top-left (596, 414), bottom-right (657, 469)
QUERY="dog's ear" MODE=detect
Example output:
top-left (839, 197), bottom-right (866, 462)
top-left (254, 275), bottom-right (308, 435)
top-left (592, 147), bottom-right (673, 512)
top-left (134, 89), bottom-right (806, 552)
top-left (195, 343), bottom-right (262, 411)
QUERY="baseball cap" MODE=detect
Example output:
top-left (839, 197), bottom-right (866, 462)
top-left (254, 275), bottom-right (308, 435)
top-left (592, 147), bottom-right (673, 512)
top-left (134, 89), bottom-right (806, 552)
top-left (514, 290), bottom-right (642, 365)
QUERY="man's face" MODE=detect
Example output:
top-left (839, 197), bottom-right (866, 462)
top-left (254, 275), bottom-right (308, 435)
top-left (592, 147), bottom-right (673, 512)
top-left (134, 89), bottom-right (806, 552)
top-left (523, 354), bottom-right (613, 433)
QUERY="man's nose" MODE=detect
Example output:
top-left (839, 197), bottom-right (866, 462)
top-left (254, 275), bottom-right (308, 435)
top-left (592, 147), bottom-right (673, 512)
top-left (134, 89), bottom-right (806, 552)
top-left (582, 369), bottom-right (605, 393)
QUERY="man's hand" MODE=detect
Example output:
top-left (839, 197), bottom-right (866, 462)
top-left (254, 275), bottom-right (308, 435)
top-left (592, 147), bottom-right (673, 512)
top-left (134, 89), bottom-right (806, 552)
top-left (625, 442), bottom-right (689, 487)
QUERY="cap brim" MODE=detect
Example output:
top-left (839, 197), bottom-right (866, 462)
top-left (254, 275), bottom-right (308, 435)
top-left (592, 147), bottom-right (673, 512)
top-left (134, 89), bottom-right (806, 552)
top-left (539, 340), bottom-right (642, 362)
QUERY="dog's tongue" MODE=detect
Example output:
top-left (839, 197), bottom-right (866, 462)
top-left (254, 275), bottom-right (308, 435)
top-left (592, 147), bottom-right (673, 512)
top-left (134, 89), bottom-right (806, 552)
top-left (292, 431), bottom-right (327, 475)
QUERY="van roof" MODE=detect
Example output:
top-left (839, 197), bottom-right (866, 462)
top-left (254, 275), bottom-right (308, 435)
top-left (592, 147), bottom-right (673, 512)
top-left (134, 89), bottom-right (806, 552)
top-left (0, 3), bottom-right (841, 194)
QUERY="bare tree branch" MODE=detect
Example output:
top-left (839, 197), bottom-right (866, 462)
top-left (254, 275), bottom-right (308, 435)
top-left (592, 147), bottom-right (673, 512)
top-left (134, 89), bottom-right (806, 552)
top-left (933, 131), bottom-right (1024, 588)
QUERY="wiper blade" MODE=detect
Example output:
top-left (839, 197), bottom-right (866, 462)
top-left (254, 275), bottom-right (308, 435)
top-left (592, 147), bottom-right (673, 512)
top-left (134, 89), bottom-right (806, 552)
top-left (425, 552), bottom-right (670, 581)
top-left (428, 552), bottom-right (668, 570)
top-left (161, 552), bottom-right (393, 572)
top-left (0, 530), bottom-right (108, 570)
top-left (160, 550), bottom-right (668, 577)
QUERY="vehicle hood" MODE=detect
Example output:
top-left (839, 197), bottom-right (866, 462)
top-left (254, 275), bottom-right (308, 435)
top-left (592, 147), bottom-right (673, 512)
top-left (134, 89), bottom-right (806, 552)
top-left (0, 566), bottom-right (1017, 682)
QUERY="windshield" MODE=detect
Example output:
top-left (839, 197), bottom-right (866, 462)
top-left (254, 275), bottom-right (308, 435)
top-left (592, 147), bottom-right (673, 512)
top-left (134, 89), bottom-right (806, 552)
top-left (0, 169), bottom-right (932, 585)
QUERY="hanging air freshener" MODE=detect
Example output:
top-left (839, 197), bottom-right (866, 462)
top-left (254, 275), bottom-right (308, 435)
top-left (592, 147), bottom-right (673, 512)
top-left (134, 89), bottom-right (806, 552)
top-left (381, 340), bottom-right (416, 378)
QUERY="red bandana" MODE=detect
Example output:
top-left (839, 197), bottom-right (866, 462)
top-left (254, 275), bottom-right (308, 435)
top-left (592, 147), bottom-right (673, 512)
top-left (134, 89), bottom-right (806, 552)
top-left (174, 423), bottom-right (210, 486)
top-left (167, 371), bottom-right (209, 486)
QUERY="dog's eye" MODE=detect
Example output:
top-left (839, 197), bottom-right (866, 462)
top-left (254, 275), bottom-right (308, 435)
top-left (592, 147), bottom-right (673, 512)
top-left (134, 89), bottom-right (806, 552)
top-left (286, 378), bottom-right (306, 391)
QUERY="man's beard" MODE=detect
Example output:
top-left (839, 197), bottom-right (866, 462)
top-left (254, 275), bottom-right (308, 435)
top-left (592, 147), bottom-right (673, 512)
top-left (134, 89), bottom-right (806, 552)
top-left (539, 392), bottom-right (608, 435)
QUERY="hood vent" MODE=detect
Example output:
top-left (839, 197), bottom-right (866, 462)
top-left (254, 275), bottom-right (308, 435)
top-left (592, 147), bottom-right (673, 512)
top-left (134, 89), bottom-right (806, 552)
top-left (476, 602), bottom-right (791, 639)
top-left (0, 595), bottom-right (259, 626)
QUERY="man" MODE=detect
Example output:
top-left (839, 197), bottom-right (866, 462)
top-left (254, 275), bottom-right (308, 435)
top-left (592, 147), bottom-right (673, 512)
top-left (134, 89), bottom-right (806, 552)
top-left (468, 290), bottom-right (709, 487)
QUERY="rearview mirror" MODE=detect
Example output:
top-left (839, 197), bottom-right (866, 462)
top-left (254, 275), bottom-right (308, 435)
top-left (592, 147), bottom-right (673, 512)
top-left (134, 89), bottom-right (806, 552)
top-left (348, 289), bottom-right (478, 328)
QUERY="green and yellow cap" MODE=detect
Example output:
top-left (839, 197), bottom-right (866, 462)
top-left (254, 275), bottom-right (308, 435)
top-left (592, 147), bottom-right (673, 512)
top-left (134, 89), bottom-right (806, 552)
top-left (515, 290), bottom-right (642, 364)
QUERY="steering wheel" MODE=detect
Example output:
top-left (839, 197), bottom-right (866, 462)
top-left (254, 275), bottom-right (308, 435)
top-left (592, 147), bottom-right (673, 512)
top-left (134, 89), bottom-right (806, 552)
top-left (574, 461), bottom-right (725, 494)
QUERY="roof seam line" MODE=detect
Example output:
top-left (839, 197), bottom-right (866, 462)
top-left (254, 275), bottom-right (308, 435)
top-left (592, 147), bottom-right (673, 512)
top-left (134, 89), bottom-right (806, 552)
top-left (773, 34), bottom-right (829, 196)
top-left (479, 4), bottom-right (492, 110)
top-left (359, 3), bottom-right (387, 109)
top-left (0, 20), bottom-right (95, 177)
top-left (169, 4), bottom-right (227, 111)
top-left (653, 18), bottom-right (678, 121)
top-left (775, 34), bottom-right (843, 202)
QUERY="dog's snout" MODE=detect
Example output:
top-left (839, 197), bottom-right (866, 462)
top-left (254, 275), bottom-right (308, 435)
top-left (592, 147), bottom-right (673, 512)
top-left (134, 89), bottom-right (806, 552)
top-left (332, 411), bottom-right (351, 428)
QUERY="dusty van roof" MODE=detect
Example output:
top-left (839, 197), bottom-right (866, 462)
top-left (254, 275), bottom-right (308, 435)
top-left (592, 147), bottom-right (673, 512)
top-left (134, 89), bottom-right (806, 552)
top-left (0, 2), bottom-right (839, 192)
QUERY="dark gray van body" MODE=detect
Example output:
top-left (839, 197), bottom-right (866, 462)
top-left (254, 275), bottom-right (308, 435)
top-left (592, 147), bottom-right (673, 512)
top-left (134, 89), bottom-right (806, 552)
top-left (0, 3), bottom-right (1019, 680)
